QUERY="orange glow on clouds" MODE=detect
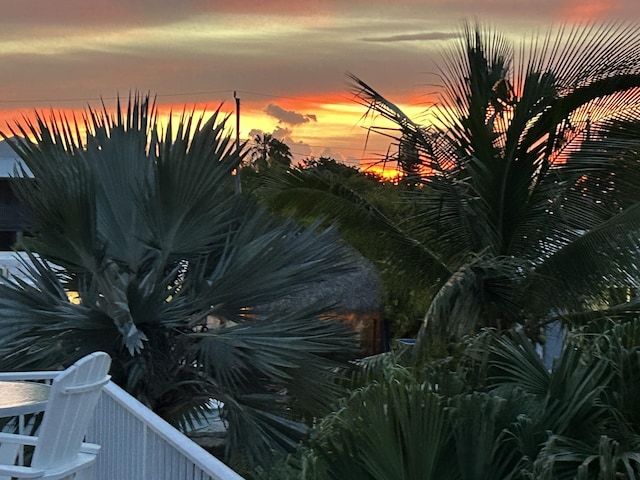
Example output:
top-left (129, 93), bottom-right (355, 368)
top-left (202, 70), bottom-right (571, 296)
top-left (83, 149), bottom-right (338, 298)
top-left (2, 0), bottom-right (639, 182)
top-left (0, 90), bottom-right (436, 176)
top-left (558, 0), bottom-right (619, 20)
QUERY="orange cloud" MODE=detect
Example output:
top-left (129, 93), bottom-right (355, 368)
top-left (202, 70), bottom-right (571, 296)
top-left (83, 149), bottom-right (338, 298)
top-left (558, 0), bottom-right (620, 20)
top-left (0, 87), bottom-right (436, 176)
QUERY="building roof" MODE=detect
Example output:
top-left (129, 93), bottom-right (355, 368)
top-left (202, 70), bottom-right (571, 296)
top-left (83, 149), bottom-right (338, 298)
top-left (262, 253), bottom-right (382, 315)
top-left (0, 139), bottom-right (31, 178)
top-left (0, 251), bottom-right (37, 282)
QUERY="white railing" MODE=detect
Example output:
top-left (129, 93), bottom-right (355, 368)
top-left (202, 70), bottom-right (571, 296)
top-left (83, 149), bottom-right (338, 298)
top-left (86, 382), bottom-right (244, 480)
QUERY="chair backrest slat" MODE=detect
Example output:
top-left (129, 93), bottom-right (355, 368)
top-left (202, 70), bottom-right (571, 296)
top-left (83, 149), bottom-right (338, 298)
top-left (31, 352), bottom-right (111, 469)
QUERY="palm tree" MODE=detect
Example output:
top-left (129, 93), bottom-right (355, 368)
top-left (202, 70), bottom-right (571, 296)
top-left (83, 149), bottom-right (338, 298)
top-left (0, 95), bottom-right (360, 469)
top-left (265, 326), bottom-right (640, 479)
top-left (250, 133), bottom-right (292, 170)
top-left (268, 22), bottom-right (640, 356)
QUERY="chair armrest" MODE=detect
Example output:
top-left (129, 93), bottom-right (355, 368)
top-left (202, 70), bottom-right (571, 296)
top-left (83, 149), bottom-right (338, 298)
top-left (0, 436), bottom-right (98, 452)
top-left (0, 464), bottom-right (45, 478)
top-left (79, 442), bottom-right (101, 455)
top-left (0, 433), bottom-right (38, 446)
top-left (38, 451), bottom-right (97, 479)
top-left (0, 438), bottom-right (98, 479)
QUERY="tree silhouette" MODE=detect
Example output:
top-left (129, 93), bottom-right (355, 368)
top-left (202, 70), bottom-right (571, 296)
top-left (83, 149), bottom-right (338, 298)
top-left (250, 133), bottom-right (292, 170)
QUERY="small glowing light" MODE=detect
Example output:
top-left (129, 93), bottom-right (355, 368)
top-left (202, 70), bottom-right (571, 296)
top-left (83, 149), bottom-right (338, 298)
top-left (67, 291), bottom-right (81, 305)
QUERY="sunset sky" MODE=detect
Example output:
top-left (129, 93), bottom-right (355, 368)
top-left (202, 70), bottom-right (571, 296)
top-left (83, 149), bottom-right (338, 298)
top-left (1, 0), bottom-right (638, 175)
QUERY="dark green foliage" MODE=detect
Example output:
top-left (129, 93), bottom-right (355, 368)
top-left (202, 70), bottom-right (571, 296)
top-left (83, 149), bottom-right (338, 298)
top-left (265, 328), bottom-right (640, 479)
top-left (256, 156), bottom-right (440, 339)
top-left (349, 23), bottom-right (640, 355)
top-left (247, 23), bottom-right (640, 354)
top-left (249, 133), bottom-right (292, 171)
top-left (258, 22), bottom-right (640, 479)
top-left (0, 95), bottom-right (360, 469)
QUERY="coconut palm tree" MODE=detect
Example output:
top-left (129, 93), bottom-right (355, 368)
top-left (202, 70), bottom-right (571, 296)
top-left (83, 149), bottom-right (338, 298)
top-left (250, 133), bottom-right (292, 170)
top-left (0, 95), bottom-right (360, 469)
top-left (349, 22), bottom-right (640, 354)
top-left (264, 22), bottom-right (640, 355)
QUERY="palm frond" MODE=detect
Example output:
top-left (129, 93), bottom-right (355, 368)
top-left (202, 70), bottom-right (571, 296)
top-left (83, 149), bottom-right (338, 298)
top-left (489, 332), bottom-right (611, 440)
top-left (449, 391), bottom-right (527, 480)
top-left (311, 376), bottom-right (454, 480)
top-left (0, 94), bottom-right (364, 468)
top-left (530, 203), bottom-right (640, 316)
top-left (262, 166), bottom-right (452, 287)
top-left (190, 308), bottom-right (356, 466)
top-left (534, 434), bottom-right (640, 480)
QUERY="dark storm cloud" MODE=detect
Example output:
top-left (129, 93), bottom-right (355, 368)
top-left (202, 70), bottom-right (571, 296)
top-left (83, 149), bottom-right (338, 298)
top-left (361, 31), bottom-right (460, 42)
top-left (264, 104), bottom-right (318, 125)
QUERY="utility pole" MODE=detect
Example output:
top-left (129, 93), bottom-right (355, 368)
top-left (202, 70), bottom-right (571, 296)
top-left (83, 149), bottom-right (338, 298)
top-left (234, 91), bottom-right (242, 194)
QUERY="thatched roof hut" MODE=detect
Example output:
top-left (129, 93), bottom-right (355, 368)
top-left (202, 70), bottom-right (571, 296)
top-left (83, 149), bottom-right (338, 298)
top-left (261, 252), bottom-right (383, 355)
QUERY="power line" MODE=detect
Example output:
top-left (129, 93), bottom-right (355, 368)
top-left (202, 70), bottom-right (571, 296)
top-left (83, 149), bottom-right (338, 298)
top-left (234, 90), bottom-right (302, 101)
top-left (0, 87), bottom-right (334, 105)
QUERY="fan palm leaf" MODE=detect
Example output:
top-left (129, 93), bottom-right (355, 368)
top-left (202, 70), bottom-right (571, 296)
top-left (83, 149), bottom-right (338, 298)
top-left (306, 372), bottom-right (455, 480)
top-left (0, 94), bottom-right (362, 469)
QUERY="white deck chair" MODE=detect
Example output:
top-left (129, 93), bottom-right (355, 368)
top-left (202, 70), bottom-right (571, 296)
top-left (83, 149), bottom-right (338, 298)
top-left (0, 352), bottom-right (111, 480)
